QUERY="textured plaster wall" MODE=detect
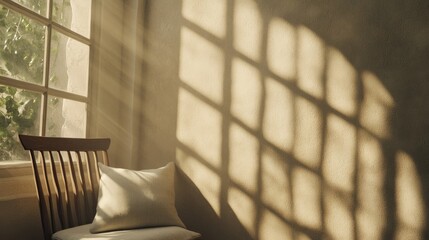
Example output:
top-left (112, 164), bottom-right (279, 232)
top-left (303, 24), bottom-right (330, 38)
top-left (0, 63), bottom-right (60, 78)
top-left (139, 0), bottom-right (429, 240)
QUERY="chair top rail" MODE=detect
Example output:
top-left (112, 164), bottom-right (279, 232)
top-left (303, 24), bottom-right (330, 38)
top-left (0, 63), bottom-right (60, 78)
top-left (19, 135), bottom-right (111, 152)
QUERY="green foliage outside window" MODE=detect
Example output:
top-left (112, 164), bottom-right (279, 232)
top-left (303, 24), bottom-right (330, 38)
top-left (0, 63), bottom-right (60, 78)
top-left (0, 1), bottom-right (45, 160)
top-left (0, 86), bottom-right (39, 160)
top-left (0, 0), bottom-right (71, 160)
top-left (0, 4), bottom-right (45, 82)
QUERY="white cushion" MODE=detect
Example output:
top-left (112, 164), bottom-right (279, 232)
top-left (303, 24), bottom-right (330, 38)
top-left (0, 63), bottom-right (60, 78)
top-left (53, 224), bottom-right (201, 240)
top-left (90, 162), bottom-right (186, 233)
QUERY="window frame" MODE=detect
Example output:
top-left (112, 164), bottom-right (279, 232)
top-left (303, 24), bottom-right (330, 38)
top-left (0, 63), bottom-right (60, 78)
top-left (0, 0), bottom-right (94, 162)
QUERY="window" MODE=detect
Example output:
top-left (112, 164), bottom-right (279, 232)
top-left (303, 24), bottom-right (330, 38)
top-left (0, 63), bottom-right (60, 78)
top-left (0, 0), bottom-right (92, 161)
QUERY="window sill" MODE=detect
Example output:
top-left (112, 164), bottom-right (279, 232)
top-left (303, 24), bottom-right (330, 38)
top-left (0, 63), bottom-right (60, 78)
top-left (0, 160), bottom-right (32, 169)
top-left (0, 161), bottom-right (35, 201)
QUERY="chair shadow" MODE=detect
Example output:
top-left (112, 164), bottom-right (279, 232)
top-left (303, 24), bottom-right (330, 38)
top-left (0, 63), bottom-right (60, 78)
top-left (176, 167), bottom-right (254, 240)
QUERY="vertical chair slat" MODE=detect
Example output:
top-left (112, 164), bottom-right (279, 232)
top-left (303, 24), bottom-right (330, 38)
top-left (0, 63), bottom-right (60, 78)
top-left (29, 150), bottom-right (50, 240)
top-left (85, 151), bottom-right (95, 194)
top-left (74, 151), bottom-right (87, 224)
top-left (93, 151), bottom-right (101, 183)
top-left (48, 151), bottom-right (65, 231)
top-left (40, 151), bottom-right (55, 236)
top-left (67, 151), bottom-right (82, 226)
top-left (90, 151), bottom-right (101, 211)
top-left (77, 151), bottom-right (92, 223)
top-left (102, 150), bottom-right (109, 166)
top-left (84, 151), bottom-right (96, 217)
top-left (58, 151), bottom-right (73, 228)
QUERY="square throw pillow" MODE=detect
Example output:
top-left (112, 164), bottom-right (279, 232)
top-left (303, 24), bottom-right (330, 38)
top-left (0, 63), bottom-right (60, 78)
top-left (90, 162), bottom-right (186, 233)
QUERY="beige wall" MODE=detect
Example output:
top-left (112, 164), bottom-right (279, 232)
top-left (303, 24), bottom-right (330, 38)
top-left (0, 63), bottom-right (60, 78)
top-left (137, 0), bottom-right (429, 240)
top-left (2, 0), bottom-right (429, 240)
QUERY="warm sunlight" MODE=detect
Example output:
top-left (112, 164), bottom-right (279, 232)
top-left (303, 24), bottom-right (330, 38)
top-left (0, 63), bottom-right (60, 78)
top-left (177, 148), bottom-right (221, 215)
top-left (231, 58), bottom-right (262, 130)
top-left (229, 123), bottom-right (259, 193)
top-left (357, 130), bottom-right (386, 240)
top-left (57, 99), bottom-right (87, 137)
top-left (176, 3), bottom-right (426, 240)
top-left (297, 26), bottom-right (324, 99)
top-left (260, 209), bottom-right (292, 240)
top-left (263, 77), bottom-right (294, 152)
top-left (261, 146), bottom-right (292, 220)
top-left (294, 97), bottom-right (322, 168)
top-left (324, 188), bottom-right (354, 240)
top-left (267, 17), bottom-right (296, 80)
top-left (177, 88), bottom-right (222, 169)
top-left (323, 114), bottom-right (356, 192)
top-left (179, 27), bottom-right (224, 105)
top-left (360, 71), bottom-right (394, 139)
top-left (395, 151), bottom-right (426, 240)
top-left (326, 48), bottom-right (357, 117)
top-left (293, 167), bottom-right (321, 229)
top-left (228, 186), bottom-right (257, 237)
top-left (323, 113), bottom-right (356, 240)
top-left (182, 0), bottom-right (227, 38)
top-left (233, 0), bottom-right (262, 61)
top-left (50, 31), bottom-right (89, 96)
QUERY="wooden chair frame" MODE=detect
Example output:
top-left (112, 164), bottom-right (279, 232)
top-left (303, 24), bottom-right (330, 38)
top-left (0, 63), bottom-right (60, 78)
top-left (19, 134), bottom-right (110, 240)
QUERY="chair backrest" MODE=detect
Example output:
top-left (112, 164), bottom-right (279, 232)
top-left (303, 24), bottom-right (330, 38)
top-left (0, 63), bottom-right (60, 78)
top-left (19, 134), bottom-right (110, 240)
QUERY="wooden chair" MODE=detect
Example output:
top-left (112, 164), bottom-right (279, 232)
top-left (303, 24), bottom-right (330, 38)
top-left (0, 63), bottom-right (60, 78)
top-left (19, 134), bottom-right (110, 240)
top-left (19, 134), bottom-right (201, 240)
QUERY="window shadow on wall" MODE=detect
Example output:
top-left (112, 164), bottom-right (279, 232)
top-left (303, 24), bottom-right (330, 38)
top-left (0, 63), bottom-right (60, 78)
top-left (142, 0), bottom-right (429, 240)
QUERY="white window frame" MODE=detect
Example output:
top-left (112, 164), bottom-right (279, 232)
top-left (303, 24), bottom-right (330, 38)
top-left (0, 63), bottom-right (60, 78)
top-left (0, 0), bottom-right (95, 163)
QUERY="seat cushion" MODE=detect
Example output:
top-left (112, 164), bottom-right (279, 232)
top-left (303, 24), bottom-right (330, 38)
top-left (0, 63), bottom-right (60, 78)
top-left (53, 224), bottom-right (201, 240)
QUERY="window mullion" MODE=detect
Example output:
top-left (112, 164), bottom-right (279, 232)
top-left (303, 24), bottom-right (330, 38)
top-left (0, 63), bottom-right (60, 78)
top-left (48, 88), bottom-right (88, 104)
top-left (0, 76), bottom-right (47, 93)
top-left (40, 0), bottom-right (54, 136)
top-left (52, 22), bottom-right (91, 45)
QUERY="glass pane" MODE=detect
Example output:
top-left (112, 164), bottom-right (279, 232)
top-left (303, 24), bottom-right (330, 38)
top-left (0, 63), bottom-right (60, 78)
top-left (46, 96), bottom-right (86, 137)
top-left (11, 0), bottom-right (48, 16)
top-left (0, 5), bottom-right (46, 84)
top-left (52, 0), bottom-right (91, 38)
top-left (0, 85), bottom-right (41, 161)
top-left (49, 30), bottom-right (89, 96)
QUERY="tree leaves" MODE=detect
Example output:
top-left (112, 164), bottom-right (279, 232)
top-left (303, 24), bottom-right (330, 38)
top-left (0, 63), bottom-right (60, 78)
top-left (0, 86), bottom-right (39, 160)
top-left (0, 5), bottom-right (44, 84)
top-left (0, 1), bottom-right (67, 160)
top-left (0, 2), bottom-right (45, 160)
